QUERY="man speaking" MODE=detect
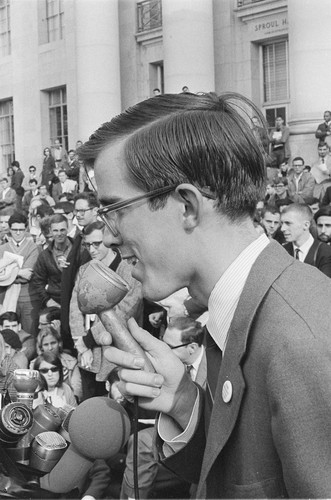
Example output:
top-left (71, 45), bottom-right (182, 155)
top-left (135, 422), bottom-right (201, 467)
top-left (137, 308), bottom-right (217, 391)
top-left (78, 92), bottom-right (331, 498)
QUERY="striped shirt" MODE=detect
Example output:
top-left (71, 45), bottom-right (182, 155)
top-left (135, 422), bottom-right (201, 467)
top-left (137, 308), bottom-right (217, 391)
top-left (207, 234), bottom-right (270, 352)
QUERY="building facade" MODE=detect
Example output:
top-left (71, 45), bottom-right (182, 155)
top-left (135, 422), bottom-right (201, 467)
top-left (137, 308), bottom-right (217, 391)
top-left (0, 0), bottom-right (330, 175)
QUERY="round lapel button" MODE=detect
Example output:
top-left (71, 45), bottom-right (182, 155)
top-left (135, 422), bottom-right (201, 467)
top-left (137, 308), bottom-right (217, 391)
top-left (222, 380), bottom-right (233, 403)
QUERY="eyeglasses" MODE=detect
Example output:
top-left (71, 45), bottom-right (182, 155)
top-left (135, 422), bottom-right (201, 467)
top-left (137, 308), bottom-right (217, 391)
top-left (168, 342), bottom-right (191, 350)
top-left (98, 185), bottom-right (177, 237)
top-left (83, 240), bottom-right (103, 250)
top-left (39, 367), bottom-right (60, 374)
top-left (73, 208), bottom-right (94, 216)
top-left (97, 185), bottom-right (216, 237)
top-left (11, 229), bottom-right (25, 233)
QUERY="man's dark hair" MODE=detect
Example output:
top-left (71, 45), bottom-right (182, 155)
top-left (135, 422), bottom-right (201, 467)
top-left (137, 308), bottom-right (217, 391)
top-left (29, 165), bottom-right (36, 172)
top-left (167, 316), bottom-right (204, 346)
top-left (272, 176), bottom-right (288, 187)
top-left (314, 205), bottom-right (331, 222)
top-left (50, 213), bottom-right (68, 226)
top-left (36, 204), bottom-right (54, 218)
top-left (59, 192), bottom-right (75, 202)
top-left (8, 212), bottom-right (27, 227)
top-left (11, 161), bottom-right (20, 169)
top-left (39, 306), bottom-right (61, 323)
top-left (1, 177), bottom-right (8, 183)
top-left (0, 311), bottom-right (19, 326)
top-left (83, 220), bottom-right (105, 236)
top-left (29, 178), bottom-right (38, 185)
top-left (318, 142), bottom-right (329, 149)
top-left (58, 169), bottom-right (67, 176)
top-left (261, 205), bottom-right (280, 219)
top-left (74, 191), bottom-right (99, 209)
top-left (79, 92), bottom-right (267, 220)
top-left (54, 201), bottom-right (74, 214)
top-left (68, 149), bottom-right (75, 154)
top-left (292, 157), bottom-right (305, 165)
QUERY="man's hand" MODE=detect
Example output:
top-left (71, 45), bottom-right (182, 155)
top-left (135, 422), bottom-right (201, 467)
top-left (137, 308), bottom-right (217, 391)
top-left (103, 318), bottom-right (197, 430)
top-left (17, 268), bottom-right (33, 280)
top-left (81, 349), bottom-right (94, 370)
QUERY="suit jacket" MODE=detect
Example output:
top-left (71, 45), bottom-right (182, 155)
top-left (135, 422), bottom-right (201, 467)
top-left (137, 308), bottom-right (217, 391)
top-left (283, 239), bottom-right (331, 277)
top-left (161, 241), bottom-right (331, 498)
top-left (287, 171), bottom-right (315, 203)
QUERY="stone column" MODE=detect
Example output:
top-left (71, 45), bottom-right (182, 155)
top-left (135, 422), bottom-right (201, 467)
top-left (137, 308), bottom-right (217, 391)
top-left (162, 0), bottom-right (215, 94)
top-left (288, 0), bottom-right (331, 163)
top-left (75, 0), bottom-right (121, 141)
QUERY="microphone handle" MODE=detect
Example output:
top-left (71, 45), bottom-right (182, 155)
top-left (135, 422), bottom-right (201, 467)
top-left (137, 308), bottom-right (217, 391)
top-left (98, 309), bottom-right (155, 372)
top-left (40, 445), bottom-right (93, 493)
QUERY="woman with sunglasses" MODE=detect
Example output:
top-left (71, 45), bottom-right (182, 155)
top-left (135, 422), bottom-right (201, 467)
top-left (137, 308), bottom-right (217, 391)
top-left (33, 351), bottom-right (77, 409)
top-left (30, 325), bottom-right (82, 402)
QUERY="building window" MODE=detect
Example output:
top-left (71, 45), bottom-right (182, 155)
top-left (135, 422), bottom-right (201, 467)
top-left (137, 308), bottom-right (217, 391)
top-left (0, 99), bottom-right (15, 170)
top-left (48, 87), bottom-right (68, 151)
top-left (46, 0), bottom-right (64, 42)
top-left (0, 0), bottom-right (11, 56)
top-left (137, 0), bottom-right (162, 33)
top-left (263, 40), bottom-right (289, 103)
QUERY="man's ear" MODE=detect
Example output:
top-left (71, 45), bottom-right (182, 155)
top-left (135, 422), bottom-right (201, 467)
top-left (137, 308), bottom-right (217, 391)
top-left (175, 184), bottom-right (204, 232)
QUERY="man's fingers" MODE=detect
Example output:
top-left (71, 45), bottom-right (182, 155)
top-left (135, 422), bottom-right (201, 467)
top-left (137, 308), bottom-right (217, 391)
top-left (103, 345), bottom-right (146, 370)
top-left (127, 318), bottom-right (168, 356)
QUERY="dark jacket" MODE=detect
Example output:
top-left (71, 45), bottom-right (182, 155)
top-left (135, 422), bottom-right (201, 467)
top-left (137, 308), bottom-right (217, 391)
top-left (60, 233), bottom-right (91, 350)
top-left (32, 238), bottom-right (73, 307)
top-left (283, 239), bottom-right (331, 277)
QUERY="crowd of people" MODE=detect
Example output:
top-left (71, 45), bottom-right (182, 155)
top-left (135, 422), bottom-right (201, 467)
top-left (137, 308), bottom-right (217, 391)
top-left (1, 96), bottom-right (331, 499)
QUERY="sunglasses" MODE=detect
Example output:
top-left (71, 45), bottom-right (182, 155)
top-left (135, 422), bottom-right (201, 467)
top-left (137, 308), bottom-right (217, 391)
top-left (39, 367), bottom-right (59, 374)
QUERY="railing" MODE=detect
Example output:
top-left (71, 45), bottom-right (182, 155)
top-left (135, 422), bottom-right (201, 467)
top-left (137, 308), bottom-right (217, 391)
top-left (137, 0), bottom-right (162, 33)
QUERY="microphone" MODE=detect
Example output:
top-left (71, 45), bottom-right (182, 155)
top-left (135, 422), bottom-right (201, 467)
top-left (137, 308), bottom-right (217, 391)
top-left (13, 369), bottom-right (39, 409)
top-left (40, 397), bottom-right (131, 493)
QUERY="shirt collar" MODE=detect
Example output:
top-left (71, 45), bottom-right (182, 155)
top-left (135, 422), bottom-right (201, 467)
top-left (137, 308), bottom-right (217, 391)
top-left (206, 234), bottom-right (270, 351)
top-left (293, 233), bottom-right (314, 257)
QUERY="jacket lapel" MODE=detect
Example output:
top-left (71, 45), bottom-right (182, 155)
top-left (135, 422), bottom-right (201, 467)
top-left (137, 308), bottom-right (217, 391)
top-left (198, 241), bottom-right (294, 491)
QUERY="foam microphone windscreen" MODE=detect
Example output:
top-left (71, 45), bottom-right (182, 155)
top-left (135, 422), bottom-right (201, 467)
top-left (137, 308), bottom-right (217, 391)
top-left (40, 397), bottom-right (131, 493)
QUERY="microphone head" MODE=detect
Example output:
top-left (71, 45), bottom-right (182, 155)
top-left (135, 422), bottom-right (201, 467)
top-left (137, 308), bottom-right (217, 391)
top-left (68, 397), bottom-right (130, 459)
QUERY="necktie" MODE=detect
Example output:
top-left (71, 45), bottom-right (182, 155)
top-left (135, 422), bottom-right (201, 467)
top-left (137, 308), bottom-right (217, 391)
top-left (322, 158), bottom-right (325, 164)
top-left (295, 248), bottom-right (300, 260)
top-left (186, 364), bottom-right (193, 379)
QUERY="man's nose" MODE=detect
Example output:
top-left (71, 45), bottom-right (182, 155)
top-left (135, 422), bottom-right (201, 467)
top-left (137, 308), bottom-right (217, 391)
top-left (102, 227), bottom-right (122, 247)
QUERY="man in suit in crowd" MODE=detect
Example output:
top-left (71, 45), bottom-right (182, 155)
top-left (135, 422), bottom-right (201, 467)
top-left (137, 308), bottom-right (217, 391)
top-left (78, 91), bottom-right (331, 498)
top-left (287, 156), bottom-right (315, 203)
top-left (310, 142), bottom-right (331, 199)
top-left (281, 203), bottom-right (331, 277)
top-left (315, 110), bottom-right (331, 145)
top-left (60, 192), bottom-right (98, 352)
top-left (314, 205), bottom-right (331, 245)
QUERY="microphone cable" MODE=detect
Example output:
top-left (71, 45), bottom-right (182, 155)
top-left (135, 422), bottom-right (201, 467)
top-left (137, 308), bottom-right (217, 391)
top-left (133, 396), bottom-right (140, 500)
